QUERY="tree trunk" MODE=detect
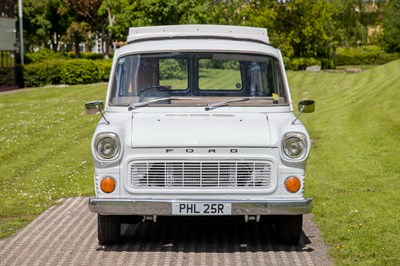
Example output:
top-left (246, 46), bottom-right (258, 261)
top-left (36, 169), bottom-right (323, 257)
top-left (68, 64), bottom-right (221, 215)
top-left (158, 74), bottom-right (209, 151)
top-left (102, 25), bottom-right (109, 59)
top-left (105, 8), bottom-right (115, 59)
top-left (75, 40), bottom-right (80, 58)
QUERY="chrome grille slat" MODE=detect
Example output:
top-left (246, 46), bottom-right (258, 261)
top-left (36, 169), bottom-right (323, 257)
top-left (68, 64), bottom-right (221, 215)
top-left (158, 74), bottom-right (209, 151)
top-left (128, 161), bottom-right (273, 189)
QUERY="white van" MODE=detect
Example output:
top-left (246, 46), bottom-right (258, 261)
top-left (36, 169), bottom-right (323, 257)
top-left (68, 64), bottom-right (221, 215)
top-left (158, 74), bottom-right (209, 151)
top-left (86, 25), bottom-right (315, 245)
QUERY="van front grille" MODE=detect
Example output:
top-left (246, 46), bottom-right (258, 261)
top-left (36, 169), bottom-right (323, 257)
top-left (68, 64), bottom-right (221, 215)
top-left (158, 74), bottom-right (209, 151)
top-left (128, 160), bottom-right (273, 189)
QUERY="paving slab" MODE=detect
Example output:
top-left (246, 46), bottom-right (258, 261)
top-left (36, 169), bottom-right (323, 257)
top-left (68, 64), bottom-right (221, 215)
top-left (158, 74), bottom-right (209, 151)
top-left (0, 197), bottom-right (333, 266)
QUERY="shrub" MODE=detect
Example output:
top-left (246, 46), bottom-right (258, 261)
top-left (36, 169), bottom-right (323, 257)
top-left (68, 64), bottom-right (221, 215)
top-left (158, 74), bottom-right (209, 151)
top-left (282, 57), bottom-right (291, 70)
top-left (289, 57), bottom-right (321, 71)
top-left (96, 60), bottom-right (112, 81)
top-left (335, 46), bottom-right (399, 66)
top-left (23, 60), bottom-right (64, 87)
top-left (27, 49), bottom-right (106, 63)
top-left (61, 59), bottom-right (99, 85)
top-left (26, 49), bottom-right (65, 64)
top-left (81, 52), bottom-right (105, 60)
top-left (222, 60), bottom-right (240, 70)
top-left (0, 68), bottom-right (13, 86)
top-left (320, 58), bottom-right (335, 70)
top-left (66, 51), bottom-right (105, 60)
top-left (23, 59), bottom-right (112, 87)
top-left (374, 53), bottom-right (400, 65)
top-left (159, 59), bottom-right (186, 80)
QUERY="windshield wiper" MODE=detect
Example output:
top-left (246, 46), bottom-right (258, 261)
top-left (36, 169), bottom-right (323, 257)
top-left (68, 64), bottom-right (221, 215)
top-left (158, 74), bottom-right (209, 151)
top-left (128, 97), bottom-right (198, 110)
top-left (205, 97), bottom-right (257, 111)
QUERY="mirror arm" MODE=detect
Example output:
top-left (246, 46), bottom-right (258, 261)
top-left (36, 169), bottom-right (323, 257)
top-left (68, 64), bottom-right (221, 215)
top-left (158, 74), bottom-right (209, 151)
top-left (291, 105), bottom-right (305, 125)
top-left (97, 105), bottom-right (110, 125)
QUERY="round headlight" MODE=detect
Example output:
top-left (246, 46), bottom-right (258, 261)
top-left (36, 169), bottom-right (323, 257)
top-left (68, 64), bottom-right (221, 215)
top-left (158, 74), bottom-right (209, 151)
top-left (95, 133), bottom-right (120, 160)
top-left (282, 133), bottom-right (307, 159)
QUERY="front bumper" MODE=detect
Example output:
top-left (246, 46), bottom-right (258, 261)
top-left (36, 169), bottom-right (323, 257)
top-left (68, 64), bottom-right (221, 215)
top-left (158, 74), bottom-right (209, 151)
top-left (88, 197), bottom-right (313, 215)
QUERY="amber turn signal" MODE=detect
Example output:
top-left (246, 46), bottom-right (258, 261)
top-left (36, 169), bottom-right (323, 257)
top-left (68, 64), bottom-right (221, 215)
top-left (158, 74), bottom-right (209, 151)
top-left (100, 177), bottom-right (116, 193)
top-left (285, 176), bottom-right (301, 193)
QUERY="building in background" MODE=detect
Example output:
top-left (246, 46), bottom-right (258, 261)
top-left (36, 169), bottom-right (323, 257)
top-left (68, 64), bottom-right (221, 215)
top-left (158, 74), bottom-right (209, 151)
top-left (0, 0), bottom-right (16, 89)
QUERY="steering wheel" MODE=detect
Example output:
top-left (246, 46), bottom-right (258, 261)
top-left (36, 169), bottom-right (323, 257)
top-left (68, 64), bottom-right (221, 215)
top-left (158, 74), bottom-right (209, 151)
top-left (138, 85), bottom-right (172, 98)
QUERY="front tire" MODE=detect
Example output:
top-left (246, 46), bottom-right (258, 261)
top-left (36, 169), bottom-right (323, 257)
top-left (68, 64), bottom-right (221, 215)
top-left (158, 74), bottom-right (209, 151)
top-left (273, 215), bottom-right (303, 245)
top-left (98, 214), bottom-right (121, 245)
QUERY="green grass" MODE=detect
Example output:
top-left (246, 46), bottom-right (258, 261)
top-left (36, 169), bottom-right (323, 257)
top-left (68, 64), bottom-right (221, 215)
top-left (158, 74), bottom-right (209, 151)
top-left (0, 84), bottom-right (106, 238)
top-left (288, 60), bottom-right (400, 265)
top-left (335, 65), bottom-right (378, 71)
top-left (161, 68), bottom-right (242, 90)
top-left (160, 78), bottom-right (188, 90)
top-left (0, 61), bottom-right (399, 265)
top-left (199, 68), bottom-right (242, 90)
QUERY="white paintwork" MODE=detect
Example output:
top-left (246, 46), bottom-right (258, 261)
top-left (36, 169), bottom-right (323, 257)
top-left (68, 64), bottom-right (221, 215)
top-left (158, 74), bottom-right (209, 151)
top-left (131, 113), bottom-right (271, 148)
top-left (127, 25), bottom-right (269, 44)
top-left (89, 25), bottom-right (312, 212)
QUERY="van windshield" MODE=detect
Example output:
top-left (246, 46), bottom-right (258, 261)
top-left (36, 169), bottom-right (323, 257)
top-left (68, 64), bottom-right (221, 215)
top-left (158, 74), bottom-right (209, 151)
top-left (109, 52), bottom-right (287, 107)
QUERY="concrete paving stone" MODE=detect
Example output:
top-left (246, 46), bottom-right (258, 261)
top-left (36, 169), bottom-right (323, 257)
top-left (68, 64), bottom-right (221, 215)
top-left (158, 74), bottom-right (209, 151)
top-left (0, 197), bottom-right (333, 266)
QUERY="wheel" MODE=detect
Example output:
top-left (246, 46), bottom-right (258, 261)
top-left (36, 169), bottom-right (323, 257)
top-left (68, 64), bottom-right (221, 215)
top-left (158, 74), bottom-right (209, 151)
top-left (273, 215), bottom-right (303, 245)
top-left (98, 214), bottom-right (121, 245)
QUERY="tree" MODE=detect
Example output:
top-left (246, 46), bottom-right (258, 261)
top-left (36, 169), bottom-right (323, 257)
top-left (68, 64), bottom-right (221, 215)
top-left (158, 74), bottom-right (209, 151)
top-left (129, 0), bottom-right (209, 26)
top-left (21, 0), bottom-right (67, 52)
top-left (21, 0), bottom-right (51, 52)
top-left (46, 0), bottom-right (69, 51)
top-left (241, 0), bottom-right (278, 29)
top-left (61, 21), bottom-right (90, 57)
top-left (203, 0), bottom-right (246, 25)
top-left (18, 0), bottom-right (397, 61)
top-left (60, 0), bottom-right (105, 57)
top-left (98, 0), bottom-right (138, 57)
top-left (383, 0), bottom-right (400, 52)
top-left (242, 0), bottom-right (336, 59)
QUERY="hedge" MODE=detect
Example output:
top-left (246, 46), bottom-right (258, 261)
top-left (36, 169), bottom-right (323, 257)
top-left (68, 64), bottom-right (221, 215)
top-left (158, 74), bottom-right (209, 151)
top-left (26, 49), bottom-right (112, 64)
top-left (23, 59), bottom-right (112, 87)
top-left (25, 49), bottom-right (65, 64)
top-left (335, 46), bottom-right (399, 66)
top-left (284, 57), bottom-right (321, 71)
top-left (0, 68), bottom-right (14, 86)
top-left (282, 45), bottom-right (399, 70)
top-left (23, 60), bottom-right (65, 87)
top-left (96, 60), bottom-right (112, 81)
top-left (66, 52), bottom-right (106, 60)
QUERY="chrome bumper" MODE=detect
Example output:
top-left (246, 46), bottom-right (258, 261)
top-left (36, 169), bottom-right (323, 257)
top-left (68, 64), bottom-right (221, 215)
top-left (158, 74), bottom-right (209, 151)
top-left (88, 197), bottom-right (312, 215)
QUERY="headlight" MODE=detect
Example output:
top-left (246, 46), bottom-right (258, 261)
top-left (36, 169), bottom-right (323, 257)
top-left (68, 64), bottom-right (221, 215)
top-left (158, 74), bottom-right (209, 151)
top-left (95, 133), bottom-right (120, 160)
top-left (282, 133), bottom-right (307, 160)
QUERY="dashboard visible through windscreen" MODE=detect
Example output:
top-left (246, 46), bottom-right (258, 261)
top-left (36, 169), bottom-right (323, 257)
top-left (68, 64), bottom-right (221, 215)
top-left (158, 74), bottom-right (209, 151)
top-left (109, 52), bottom-right (287, 107)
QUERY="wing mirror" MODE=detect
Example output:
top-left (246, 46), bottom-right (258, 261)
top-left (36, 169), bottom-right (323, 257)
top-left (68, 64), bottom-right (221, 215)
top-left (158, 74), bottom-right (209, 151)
top-left (85, 100), bottom-right (110, 124)
top-left (85, 100), bottom-right (104, 115)
top-left (292, 99), bottom-right (315, 124)
top-left (298, 99), bottom-right (315, 113)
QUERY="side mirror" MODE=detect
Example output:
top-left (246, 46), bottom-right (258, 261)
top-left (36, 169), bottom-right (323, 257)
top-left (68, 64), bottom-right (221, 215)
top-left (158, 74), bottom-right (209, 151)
top-left (292, 99), bottom-right (315, 124)
top-left (85, 100), bottom-right (104, 115)
top-left (298, 99), bottom-right (315, 113)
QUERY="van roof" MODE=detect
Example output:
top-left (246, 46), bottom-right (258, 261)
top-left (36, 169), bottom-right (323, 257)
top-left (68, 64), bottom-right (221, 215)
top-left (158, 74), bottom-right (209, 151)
top-left (127, 25), bottom-right (269, 44)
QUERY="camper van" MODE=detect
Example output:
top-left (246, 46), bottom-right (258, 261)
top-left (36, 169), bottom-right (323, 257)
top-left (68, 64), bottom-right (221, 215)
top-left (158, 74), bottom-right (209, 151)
top-left (86, 25), bottom-right (315, 245)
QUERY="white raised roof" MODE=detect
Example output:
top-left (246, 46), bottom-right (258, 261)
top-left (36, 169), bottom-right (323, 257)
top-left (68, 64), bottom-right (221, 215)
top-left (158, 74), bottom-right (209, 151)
top-left (127, 25), bottom-right (269, 44)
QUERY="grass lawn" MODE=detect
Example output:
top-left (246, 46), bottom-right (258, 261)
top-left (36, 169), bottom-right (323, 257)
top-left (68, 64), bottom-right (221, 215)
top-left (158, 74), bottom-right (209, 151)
top-left (0, 60), bottom-right (399, 265)
top-left (0, 84), bottom-right (106, 238)
top-left (160, 68), bottom-right (242, 90)
top-left (288, 60), bottom-right (400, 265)
top-left (199, 68), bottom-right (242, 90)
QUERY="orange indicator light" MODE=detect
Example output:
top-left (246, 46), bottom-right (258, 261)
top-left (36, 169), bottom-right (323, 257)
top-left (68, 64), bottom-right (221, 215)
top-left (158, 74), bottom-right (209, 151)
top-left (100, 177), bottom-right (116, 193)
top-left (285, 176), bottom-right (301, 193)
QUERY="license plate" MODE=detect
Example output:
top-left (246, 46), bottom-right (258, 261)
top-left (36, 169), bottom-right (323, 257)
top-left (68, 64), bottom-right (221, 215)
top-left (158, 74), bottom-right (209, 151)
top-left (172, 202), bottom-right (231, 215)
